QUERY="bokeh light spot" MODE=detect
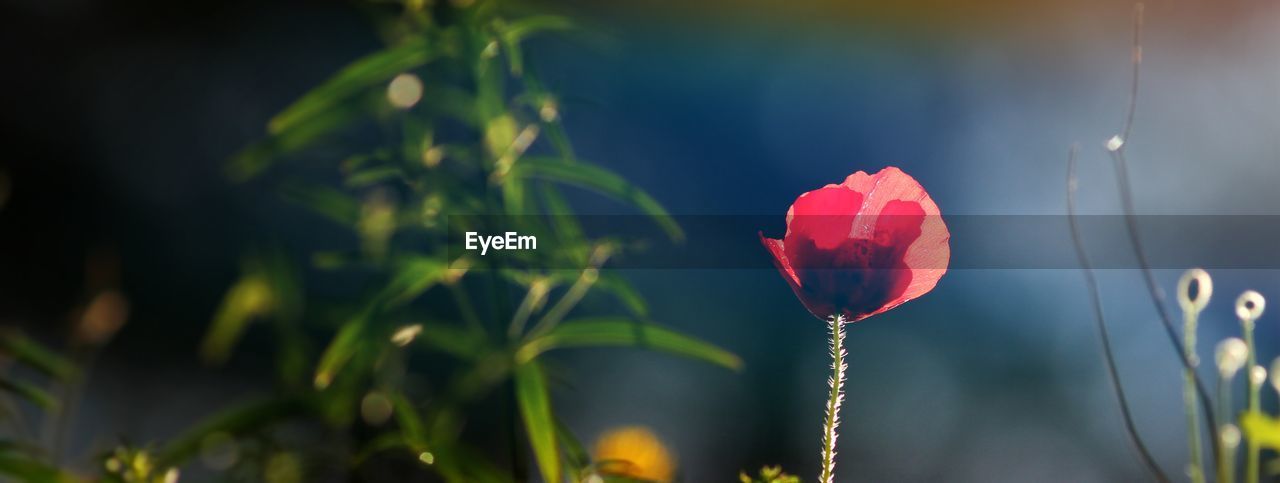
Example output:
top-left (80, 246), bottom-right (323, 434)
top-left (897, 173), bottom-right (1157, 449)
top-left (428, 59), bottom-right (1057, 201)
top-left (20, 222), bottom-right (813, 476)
top-left (387, 73), bottom-right (424, 109)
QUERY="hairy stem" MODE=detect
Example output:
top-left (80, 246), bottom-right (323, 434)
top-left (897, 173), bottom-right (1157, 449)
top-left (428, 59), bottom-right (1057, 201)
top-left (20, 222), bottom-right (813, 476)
top-left (819, 314), bottom-right (847, 483)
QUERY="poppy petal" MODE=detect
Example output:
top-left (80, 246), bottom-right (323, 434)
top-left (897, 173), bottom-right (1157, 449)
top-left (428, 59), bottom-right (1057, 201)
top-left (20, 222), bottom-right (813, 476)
top-left (759, 233), bottom-right (801, 290)
top-left (783, 186), bottom-right (863, 251)
top-left (858, 170), bottom-right (949, 309)
top-left (765, 166), bottom-right (949, 322)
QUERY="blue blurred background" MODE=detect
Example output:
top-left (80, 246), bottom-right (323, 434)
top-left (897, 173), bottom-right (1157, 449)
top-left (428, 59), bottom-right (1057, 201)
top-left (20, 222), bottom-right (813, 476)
top-left (4, 0), bottom-right (1280, 480)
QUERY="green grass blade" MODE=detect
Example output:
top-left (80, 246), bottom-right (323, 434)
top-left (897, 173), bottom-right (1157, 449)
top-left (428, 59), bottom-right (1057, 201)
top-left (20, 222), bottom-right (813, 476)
top-left (594, 274), bottom-right (649, 318)
top-left (229, 91), bottom-right (379, 181)
top-left (510, 157), bottom-right (683, 241)
top-left (502, 15), bottom-right (575, 44)
top-left (519, 317), bottom-right (741, 370)
top-left (345, 166), bottom-right (404, 188)
top-left (554, 417), bottom-right (589, 475)
top-left (0, 378), bottom-right (56, 409)
top-left (0, 454), bottom-right (78, 483)
top-left (314, 317), bottom-right (368, 390)
top-left (495, 15), bottom-right (574, 76)
top-left (538, 184), bottom-right (588, 266)
top-left (200, 272), bottom-right (274, 364)
top-left (269, 37), bottom-right (435, 135)
top-left (418, 323), bottom-right (488, 361)
top-left (390, 393), bottom-right (428, 447)
top-left (0, 331), bottom-right (75, 381)
top-left (279, 180), bottom-right (361, 227)
top-left (379, 256), bottom-right (450, 306)
top-left (157, 397), bottom-right (310, 467)
top-left (514, 361), bottom-right (560, 483)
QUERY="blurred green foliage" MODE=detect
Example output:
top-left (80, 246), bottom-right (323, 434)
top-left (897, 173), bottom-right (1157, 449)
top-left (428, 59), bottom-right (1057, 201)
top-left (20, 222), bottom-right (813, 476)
top-left (0, 330), bottom-right (82, 482)
top-left (739, 466), bottom-right (800, 483)
top-left (184, 0), bottom-right (737, 481)
top-left (0, 2), bottom-right (738, 481)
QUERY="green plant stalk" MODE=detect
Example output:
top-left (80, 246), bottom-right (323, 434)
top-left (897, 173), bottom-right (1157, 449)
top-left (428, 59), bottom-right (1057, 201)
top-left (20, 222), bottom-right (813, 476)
top-left (525, 271), bottom-right (594, 340)
top-left (1220, 374), bottom-right (1235, 483)
top-left (507, 279), bottom-right (550, 339)
top-left (1185, 310), bottom-right (1206, 483)
top-left (526, 247), bottom-right (609, 340)
top-left (1245, 322), bottom-right (1259, 483)
top-left (449, 284), bottom-right (486, 336)
top-left (819, 315), bottom-right (846, 483)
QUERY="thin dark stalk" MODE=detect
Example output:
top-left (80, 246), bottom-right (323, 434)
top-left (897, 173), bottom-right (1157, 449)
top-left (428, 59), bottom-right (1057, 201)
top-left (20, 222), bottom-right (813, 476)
top-left (1067, 145), bottom-right (1169, 483)
top-left (1121, 3), bottom-right (1143, 143)
top-left (1106, 2), bottom-right (1223, 469)
top-left (1110, 147), bottom-right (1222, 467)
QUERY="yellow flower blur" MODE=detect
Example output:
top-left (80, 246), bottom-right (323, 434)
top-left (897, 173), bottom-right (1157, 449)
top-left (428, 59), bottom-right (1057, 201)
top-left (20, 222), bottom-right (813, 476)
top-left (592, 426), bottom-right (675, 482)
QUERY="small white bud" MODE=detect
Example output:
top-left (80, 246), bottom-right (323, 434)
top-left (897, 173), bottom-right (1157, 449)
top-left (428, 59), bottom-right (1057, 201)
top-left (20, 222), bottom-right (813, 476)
top-left (1270, 357), bottom-right (1280, 395)
top-left (1217, 337), bottom-right (1248, 378)
top-left (1222, 423), bottom-right (1242, 449)
top-left (1177, 268), bottom-right (1213, 314)
top-left (391, 324), bottom-right (423, 347)
top-left (1105, 135), bottom-right (1125, 152)
top-left (1252, 365), bottom-right (1268, 387)
top-left (387, 73), bottom-right (424, 109)
top-left (422, 146), bottom-right (444, 168)
top-left (1236, 290), bottom-right (1265, 323)
top-left (539, 100), bottom-right (559, 122)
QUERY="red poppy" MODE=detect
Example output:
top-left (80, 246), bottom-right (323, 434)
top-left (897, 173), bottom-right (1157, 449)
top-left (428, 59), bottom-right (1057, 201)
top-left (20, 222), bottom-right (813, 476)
top-left (760, 167), bottom-right (950, 322)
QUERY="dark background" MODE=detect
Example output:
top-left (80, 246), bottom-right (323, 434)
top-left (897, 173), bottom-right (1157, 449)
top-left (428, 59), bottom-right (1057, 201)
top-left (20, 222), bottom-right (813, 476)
top-left (4, 0), bottom-right (1280, 480)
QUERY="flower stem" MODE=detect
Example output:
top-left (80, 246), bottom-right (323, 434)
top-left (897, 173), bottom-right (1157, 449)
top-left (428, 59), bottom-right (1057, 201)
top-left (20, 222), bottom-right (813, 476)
top-left (1245, 321), bottom-right (1259, 483)
top-left (1184, 308), bottom-right (1206, 483)
top-left (1218, 373), bottom-right (1237, 483)
top-left (819, 314), bottom-right (847, 483)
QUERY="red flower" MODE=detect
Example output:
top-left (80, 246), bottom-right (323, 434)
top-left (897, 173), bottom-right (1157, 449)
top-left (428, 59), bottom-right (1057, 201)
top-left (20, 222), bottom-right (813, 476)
top-left (760, 167), bottom-right (950, 322)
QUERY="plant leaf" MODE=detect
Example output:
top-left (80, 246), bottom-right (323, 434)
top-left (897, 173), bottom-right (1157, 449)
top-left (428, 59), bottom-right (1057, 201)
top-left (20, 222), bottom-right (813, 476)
top-left (593, 274), bottom-right (648, 318)
top-left (269, 37), bottom-right (435, 135)
top-left (0, 454), bottom-right (77, 483)
top-left (494, 15), bottom-right (573, 76)
top-left (0, 331), bottom-right (75, 381)
top-left (509, 157), bottom-right (683, 241)
top-left (538, 184), bottom-right (588, 266)
top-left (0, 379), bottom-right (57, 410)
top-left (229, 91), bottom-right (380, 181)
top-left (279, 180), bottom-right (362, 227)
top-left (418, 323), bottom-right (488, 361)
top-left (345, 166), bottom-right (404, 188)
top-left (314, 317), bottom-right (368, 390)
top-left (554, 416), bottom-right (589, 475)
top-left (379, 256), bottom-right (451, 306)
top-left (1242, 411), bottom-right (1280, 450)
top-left (502, 15), bottom-right (575, 45)
top-left (201, 271), bottom-right (275, 364)
top-left (391, 392), bottom-right (429, 447)
top-left (157, 397), bottom-right (310, 467)
top-left (514, 361), bottom-right (560, 483)
top-left (519, 317), bottom-right (741, 370)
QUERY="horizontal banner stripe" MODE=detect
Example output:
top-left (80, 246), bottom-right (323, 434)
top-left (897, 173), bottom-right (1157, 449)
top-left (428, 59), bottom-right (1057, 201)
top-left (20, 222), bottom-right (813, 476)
top-left (442, 215), bottom-right (1280, 269)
